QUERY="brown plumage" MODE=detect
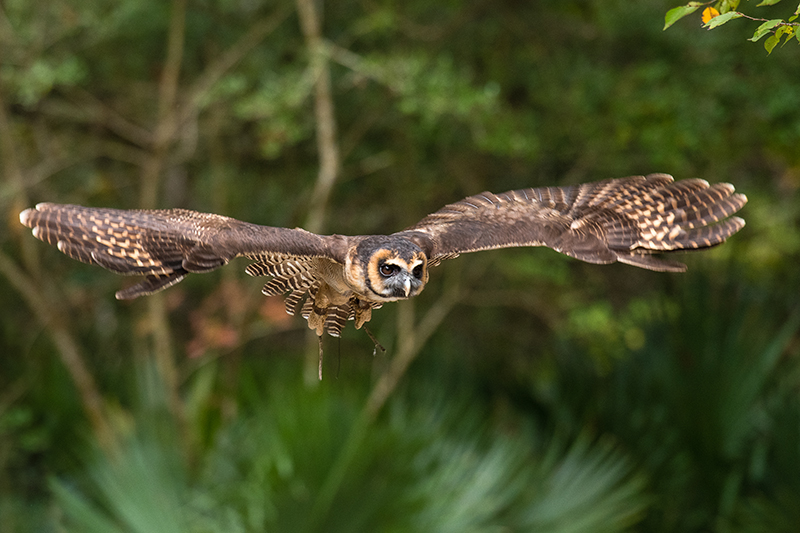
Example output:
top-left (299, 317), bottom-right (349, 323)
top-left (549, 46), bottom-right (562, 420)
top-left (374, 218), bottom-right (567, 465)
top-left (19, 174), bottom-right (746, 337)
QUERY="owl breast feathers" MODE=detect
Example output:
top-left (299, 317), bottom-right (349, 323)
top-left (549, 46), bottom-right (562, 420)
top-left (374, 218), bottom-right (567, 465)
top-left (20, 174), bottom-right (746, 337)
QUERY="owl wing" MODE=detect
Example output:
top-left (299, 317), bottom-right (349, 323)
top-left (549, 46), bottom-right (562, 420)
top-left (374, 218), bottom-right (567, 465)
top-left (19, 203), bottom-right (350, 299)
top-left (396, 174), bottom-right (747, 272)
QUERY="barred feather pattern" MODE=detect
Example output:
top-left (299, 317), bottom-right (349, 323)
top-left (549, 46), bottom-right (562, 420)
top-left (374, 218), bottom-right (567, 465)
top-left (309, 298), bottom-right (381, 337)
top-left (322, 304), bottom-right (352, 337)
top-left (297, 286), bottom-right (363, 337)
top-left (245, 254), bottom-right (316, 301)
top-left (566, 176), bottom-right (744, 249)
top-left (246, 252), bottom-right (321, 318)
top-left (19, 174), bottom-right (747, 339)
top-left (402, 174), bottom-right (747, 272)
top-left (18, 203), bottom-right (232, 299)
top-left (245, 253), bottom-right (380, 336)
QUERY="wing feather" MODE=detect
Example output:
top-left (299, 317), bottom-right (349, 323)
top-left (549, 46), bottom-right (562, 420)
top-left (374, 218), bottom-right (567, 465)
top-left (19, 203), bottom-right (348, 299)
top-left (398, 174), bottom-right (747, 272)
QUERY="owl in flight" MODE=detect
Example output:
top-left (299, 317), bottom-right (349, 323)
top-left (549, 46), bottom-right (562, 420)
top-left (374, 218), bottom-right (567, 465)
top-left (20, 174), bottom-right (746, 338)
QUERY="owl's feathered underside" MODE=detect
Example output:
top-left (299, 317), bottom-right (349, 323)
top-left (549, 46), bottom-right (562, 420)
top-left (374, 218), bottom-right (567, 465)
top-left (19, 174), bottom-right (747, 338)
top-left (242, 253), bottom-right (381, 337)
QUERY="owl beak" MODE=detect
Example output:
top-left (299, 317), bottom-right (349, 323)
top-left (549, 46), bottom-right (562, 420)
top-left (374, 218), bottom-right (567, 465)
top-left (388, 272), bottom-right (417, 299)
top-left (403, 277), bottom-right (412, 297)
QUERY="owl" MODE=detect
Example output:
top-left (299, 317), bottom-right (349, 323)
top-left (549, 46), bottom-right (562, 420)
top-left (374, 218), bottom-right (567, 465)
top-left (19, 174), bottom-right (746, 338)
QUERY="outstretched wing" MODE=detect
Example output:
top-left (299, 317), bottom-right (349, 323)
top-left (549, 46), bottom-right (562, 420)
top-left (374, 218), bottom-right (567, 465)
top-left (397, 174), bottom-right (747, 272)
top-left (19, 203), bottom-right (349, 299)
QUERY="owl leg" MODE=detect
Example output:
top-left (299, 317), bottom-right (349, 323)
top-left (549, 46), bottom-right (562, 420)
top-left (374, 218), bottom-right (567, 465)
top-left (363, 327), bottom-right (386, 356)
top-left (317, 335), bottom-right (324, 380)
top-left (353, 298), bottom-right (380, 329)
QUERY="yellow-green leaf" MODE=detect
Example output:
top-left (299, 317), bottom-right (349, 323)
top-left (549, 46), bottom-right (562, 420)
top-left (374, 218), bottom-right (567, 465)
top-left (757, 0), bottom-right (783, 5)
top-left (790, 2), bottom-right (800, 21)
top-left (664, 3), bottom-right (703, 30)
top-left (764, 34), bottom-right (780, 54)
top-left (704, 11), bottom-right (743, 28)
top-left (749, 19), bottom-right (784, 41)
top-left (775, 25), bottom-right (794, 47)
top-left (720, 0), bottom-right (741, 12)
top-left (763, 27), bottom-right (792, 54)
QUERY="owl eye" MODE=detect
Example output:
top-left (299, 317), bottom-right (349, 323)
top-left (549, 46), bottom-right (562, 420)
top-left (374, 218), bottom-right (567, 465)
top-left (412, 264), bottom-right (424, 279)
top-left (379, 263), bottom-right (399, 277)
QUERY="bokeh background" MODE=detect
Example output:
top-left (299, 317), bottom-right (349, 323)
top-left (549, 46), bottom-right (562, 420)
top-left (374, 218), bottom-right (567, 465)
top-left (2, 0), bottom-right (800, 531)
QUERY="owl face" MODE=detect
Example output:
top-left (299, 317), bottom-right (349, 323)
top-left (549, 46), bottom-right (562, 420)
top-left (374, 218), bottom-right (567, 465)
top-left (346, 236), bottom-right (429, 302)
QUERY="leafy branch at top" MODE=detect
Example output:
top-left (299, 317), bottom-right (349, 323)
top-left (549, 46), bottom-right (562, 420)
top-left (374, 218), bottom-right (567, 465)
top-left (664, 0), bottom-right (800, 54)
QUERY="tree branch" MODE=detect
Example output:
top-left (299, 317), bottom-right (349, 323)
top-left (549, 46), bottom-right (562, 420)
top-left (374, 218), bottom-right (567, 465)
top-left (0, 252), bottom-right (116, 453)
top-left (296, 0), bottom-right (342, 381)
top-left (296, 0), bottom-right (340, 234)
top-left (182, 8), bottom-right (292, 126)
top-left (139, 0), bottom-right (186, 209)
top-left (136, 0), bottom-right (188, 451)
top-left (2, 82), bottom-right (117, 452)
top-left (308, 284), bottom-right (460, 529)
top-left (364, 285), bottom-right (461, 419)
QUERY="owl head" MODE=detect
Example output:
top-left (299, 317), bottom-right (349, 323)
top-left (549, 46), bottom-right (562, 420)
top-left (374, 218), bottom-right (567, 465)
top-left (346, 236), bottom-right (429, 302)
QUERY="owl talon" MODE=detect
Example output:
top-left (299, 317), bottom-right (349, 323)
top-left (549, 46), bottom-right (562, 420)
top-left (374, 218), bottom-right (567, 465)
top-left (363, 327), bottom-right (386, 356)
top-left (318, 335), bottom-right (324, 380)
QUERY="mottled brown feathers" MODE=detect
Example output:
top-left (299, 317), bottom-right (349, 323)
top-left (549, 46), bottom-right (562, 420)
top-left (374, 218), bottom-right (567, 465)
top-left (19, 203), bottom-right (347, 302)
top-left (19, 174), bottom-right (747, 337)
top-left (399, 174), bottom-right (746, 273)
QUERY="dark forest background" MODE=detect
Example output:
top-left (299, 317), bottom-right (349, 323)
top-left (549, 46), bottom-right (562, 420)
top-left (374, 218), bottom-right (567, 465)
top-left (2, 0), bottom-right (800, 531)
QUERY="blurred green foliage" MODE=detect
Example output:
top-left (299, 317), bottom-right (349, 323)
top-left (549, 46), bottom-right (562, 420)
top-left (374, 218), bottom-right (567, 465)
top-left (664, 0), bottom-right (800, 55)
top-left (2, 0), bottom-right (800, 531)
top-left (45, 363), bottom-right (649, 532)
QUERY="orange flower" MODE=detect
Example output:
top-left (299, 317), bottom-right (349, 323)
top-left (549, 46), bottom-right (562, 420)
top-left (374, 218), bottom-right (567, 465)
top-left (702, 7), bottom-right (720, 24)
